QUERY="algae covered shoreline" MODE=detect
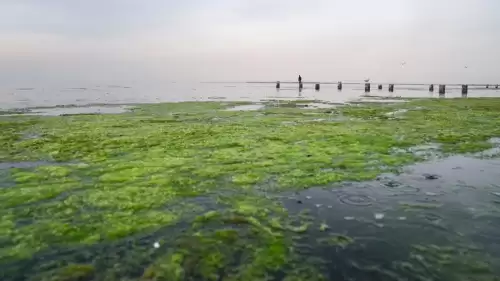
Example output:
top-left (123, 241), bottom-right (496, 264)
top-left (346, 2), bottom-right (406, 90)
top-left (1, 98), bottom-right (500, 281)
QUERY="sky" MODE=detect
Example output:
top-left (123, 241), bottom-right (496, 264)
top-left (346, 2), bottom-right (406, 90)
top-left (1, 0), bottom-right (500, 86)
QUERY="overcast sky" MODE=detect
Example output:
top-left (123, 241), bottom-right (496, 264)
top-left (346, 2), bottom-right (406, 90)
top-left (1, 0), bottom-right (499, 86)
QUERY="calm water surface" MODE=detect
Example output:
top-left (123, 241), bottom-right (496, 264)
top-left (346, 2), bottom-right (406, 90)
top-left (1, 82), bottom-right (500, 109)
top-left (284, 153), bottom-right (500, 279)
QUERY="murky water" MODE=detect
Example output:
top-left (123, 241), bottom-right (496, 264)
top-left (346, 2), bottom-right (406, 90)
top-left (225, 104), bottom-right (265, 111)
top-left (0, 161), bottom-right (52, 170)
top-left (0, 106), bottom-right (131, 116)
top-left (296, 103), bottom-right (338, 109)
top-left (283, 154), bottom-right (500, 279)
top-left (2, 83), bottom-right (500, 109)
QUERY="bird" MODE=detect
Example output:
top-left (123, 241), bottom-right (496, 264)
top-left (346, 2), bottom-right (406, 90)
top-left (364, 78), bottom-right (370, 83)
top-left (401, 61), bottom-right (407, 66)
top-left (464, 66), bottom-right (468, 69)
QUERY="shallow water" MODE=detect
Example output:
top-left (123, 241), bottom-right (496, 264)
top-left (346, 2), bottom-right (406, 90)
top-left (353, 98), bottom-right (408, 104)
top-left (225, 104), bottom-right (265, 111)
top-left (283, 154), bottom-right (500, 279)
top-left (2, 83), bottom-right (500, 109)
top-left (297, 102), bottom-right (338, 109)
top-left (0, 105), bottom-right (131, 116)
top-left (0, 161), bottom-right (52, 170)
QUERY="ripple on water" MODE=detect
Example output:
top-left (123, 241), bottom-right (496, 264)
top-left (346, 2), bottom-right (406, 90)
top-left (378, 180), bottom-right (421, 194)
top-left (338, 194), bottom-right (375, 207)
top-left (280, 153), bottom-right (500, 280)
top-left (419, 212), bottom-right (443, 222)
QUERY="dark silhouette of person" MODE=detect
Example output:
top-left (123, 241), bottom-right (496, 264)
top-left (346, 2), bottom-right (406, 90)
top-left (298, 75), bottom-right (302, 83)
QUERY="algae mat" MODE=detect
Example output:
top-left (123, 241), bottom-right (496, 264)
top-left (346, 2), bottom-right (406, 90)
top-left (1, 99), bottom-right (500, 281)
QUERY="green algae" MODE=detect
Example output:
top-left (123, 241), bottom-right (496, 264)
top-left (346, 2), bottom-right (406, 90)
top-left (193, 196), bottom-right (288, 239)
top-left (287, 222), bottom-right (311, 234)
top-left (2, 99), bottom-right (500, 280)
top-left (319, 222), bottom-right (329, 232)
top-left (142, 226), bottom-right (292, 281)
top-left (346, 242), bottom-right (499, 281)
top-left (194, 210), bottom-right (220, 224)
top-left (1, 185), bottom-right (69, 210)
top-left (33, 264), bottom-right (95, 281)
top-left (407, 244), bottom-right (498, 281)
top-left (142, 252), bottom-right (184, 281)
top-left (150, 194), bottom-right (318, 281)
top-left (318, 234), bottom-right (354, 248)
top-left (0, 119), bottom-right (39, 161)
top-left (1, 209), bottom-right (180, 260)
top-left (400, 202), bottom-right (443, 211)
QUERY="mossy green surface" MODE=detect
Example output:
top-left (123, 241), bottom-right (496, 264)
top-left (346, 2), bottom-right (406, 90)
top-left (403, 244), bottom-right (498, 281)
top-left (1, 99), bottom-right (500, 280)
top-left (318, 234), bottom-right (354, 248)
top-left (34, 264), bottom-right (95, 281)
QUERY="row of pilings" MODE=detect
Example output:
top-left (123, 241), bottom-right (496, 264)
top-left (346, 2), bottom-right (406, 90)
top-left (275, 81), bottom-right (499, 97)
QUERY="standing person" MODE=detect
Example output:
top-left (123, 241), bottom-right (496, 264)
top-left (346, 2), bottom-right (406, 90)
top-left (298, 75), bottom-right (302, 83)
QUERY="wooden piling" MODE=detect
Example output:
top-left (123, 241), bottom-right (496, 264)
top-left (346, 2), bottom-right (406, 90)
top-left (365, 83), bottom-right (371, 93)
top-left (315, 83), bottom-right (320, 91)
top-left (496, 85), bottom-right (499, 89)
top-left (276, 81), bottom-right (280, 89)
top-left (389, 84), bottom-right (394, 93)
top-left (486, 84), bottom-right (489, 89)
top-left (299, 83), bottom-right (303, 89)
top-left (461, 85), bottom-right (468, 97)
top-left (337, 82), bottom-right (343, 91)
top-left (429, 84), bottom-right (434, 92)
top-left (439, 85), bottom-right (446, 95)
top-left (378, 85), bottom-right (382, 90)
